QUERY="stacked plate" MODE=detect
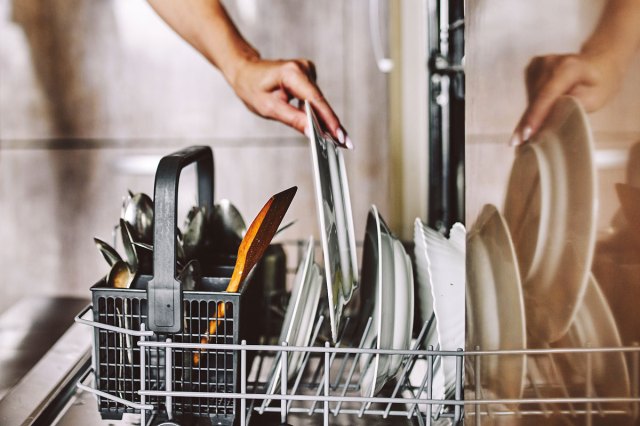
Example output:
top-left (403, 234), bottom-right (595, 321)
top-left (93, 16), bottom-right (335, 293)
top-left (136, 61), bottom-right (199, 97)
top-left (359, 206), bottom-right (414, 398)
top-left (466, 204), bottom-right (526, 401)
top-left (473, 96), bottom-right (630, 405)
top-left (262, 237), bottom-right (323, 401)
top-left (413, 219), bottom-right (465, 402)
top-left (306, 101), bottom-right (359, 343)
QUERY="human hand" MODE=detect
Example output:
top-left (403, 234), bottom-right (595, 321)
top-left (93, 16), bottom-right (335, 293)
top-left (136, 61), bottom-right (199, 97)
top-left (229, 58), bottom-right (353, 149)
top-left (510, 52), bottom-right (623, 146)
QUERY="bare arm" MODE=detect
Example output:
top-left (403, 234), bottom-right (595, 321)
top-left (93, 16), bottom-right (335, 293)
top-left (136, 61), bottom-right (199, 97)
top-left (511, 0), bottom-right (640, 146)
top-left (148, 0), bottom-right (351, 148)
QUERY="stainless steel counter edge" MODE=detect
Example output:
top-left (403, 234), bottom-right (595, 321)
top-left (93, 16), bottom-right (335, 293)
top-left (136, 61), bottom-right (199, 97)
top-left (0, 320), bottom-right (92, 425)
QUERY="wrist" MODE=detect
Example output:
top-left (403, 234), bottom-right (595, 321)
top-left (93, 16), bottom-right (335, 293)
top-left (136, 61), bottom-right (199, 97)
top-left (219, 46), bottom-right (261, 89)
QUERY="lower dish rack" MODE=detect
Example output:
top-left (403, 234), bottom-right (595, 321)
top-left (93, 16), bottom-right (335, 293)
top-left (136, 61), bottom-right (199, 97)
top-left (75, 307), bottom-right (640, 426)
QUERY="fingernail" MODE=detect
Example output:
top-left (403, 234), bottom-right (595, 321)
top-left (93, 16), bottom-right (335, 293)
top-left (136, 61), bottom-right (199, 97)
top-left (509, 132), bottom-right (522, 147)
top-left (522, 126), bottom-right (532, 142)
top-left (345, 136), bottom-right (354, 150)
top-left (336, 128), bottom-right (346, 146)
top-left (304, 125), bottom-right (311, 138)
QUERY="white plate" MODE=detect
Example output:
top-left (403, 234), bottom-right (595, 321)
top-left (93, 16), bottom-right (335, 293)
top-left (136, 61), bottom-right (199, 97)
top-left (550, 274), bottom-right (630, 405)
top-left (263, 237), bottom-right (323, 399)
top-left (359, 206), bottom-right (395, 398)
top-left (503, 96), bottom-right (597, 343)
top-left (418, 221), bottom-right (465, 395)
top-left (306, 101), bottom-right (359, 343)
top-left (467, 204), bottom-right (526, 401)
top-left (387, 239), bottom-right (414, 377)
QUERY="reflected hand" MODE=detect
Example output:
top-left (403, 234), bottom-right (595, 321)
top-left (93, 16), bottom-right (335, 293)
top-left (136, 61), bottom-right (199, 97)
top-left (510, 53), bottom-right (623, 146)
top-left (230, 58), bottom-right (353, 149)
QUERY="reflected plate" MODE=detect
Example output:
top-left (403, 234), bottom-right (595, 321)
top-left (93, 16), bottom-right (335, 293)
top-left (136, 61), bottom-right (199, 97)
top-left (550, 274), bottom-right (631, 407)
top-left (467, 204), bottom-right (526, 402)
top-left (306, 101), bottom-right (359, 343)
top-left (504, 96), bottom-right (597, 343)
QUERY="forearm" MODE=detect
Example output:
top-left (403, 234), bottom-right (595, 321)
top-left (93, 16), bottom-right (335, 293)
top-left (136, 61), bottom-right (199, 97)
top-left (581, 0), bottom-right (640, 74)
top-left (147, 0), bottom-right (259, 85)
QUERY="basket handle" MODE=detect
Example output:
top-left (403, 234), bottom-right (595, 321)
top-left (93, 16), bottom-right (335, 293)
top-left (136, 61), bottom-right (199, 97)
top-left (148, 145), bottom-right (214, 333)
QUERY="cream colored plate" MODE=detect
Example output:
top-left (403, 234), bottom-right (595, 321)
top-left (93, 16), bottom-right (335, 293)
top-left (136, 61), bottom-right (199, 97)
top-left (503, 96), bottom-right (597, 343)
top-left (550, 274), bottom-right (631, 405)
top-left (467, 204), bottom-right (526, 401)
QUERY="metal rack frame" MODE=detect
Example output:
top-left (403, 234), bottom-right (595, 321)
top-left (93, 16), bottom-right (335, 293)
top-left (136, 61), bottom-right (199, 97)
top-left (75, 305), bottom-right (640, 426)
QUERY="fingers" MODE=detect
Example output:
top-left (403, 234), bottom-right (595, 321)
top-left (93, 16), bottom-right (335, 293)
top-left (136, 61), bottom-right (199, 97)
top-left (511, 55), bottom-right (590, 146)
top-left (234, 58), bottom-right (352, 148)
top-left (278, 61), bottom-right (352, 149)
top-left (257, 90), bottom-right (309, 134)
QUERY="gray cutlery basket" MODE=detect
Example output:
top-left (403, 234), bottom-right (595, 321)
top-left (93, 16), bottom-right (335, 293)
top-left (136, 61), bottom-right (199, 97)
top-left (90, 146), bottom-right (260, 425)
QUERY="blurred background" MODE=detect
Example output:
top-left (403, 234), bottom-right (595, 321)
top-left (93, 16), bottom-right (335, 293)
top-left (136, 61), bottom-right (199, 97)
top-left (0, 0), bottom-right (402, 314)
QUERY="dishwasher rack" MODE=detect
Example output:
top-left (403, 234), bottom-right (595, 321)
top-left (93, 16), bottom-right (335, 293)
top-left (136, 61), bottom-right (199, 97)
top-left (74, 306), bottom-right (640, 426)
top-left (74, 239), bottom-right (640, 425)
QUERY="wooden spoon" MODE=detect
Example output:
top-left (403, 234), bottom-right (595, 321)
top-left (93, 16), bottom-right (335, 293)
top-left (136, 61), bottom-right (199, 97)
top-left (194, 186), bottom-right (297, 365)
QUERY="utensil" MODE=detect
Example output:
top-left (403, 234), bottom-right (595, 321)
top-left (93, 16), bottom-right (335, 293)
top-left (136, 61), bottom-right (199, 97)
top-left (215, 199), bottom-right (246, 240)
top-left (195, 186), bottom-right (297, 365)
top-left (122, 192), bottom-right (154, 244)
top-left (120, 219), bottom-right (139, 270)
top-left (107, 260), bottom-right (136, 289)
top-left (108, 260), bottom-right (136, 364)
top-left (178, 259), bottom-right (201, 292)
top-left (503, 96), bottom-right (597, 343)
top-left (94, 237), bottom-right (122, 267)
top-left (182, 206), bottom-right (208, 260)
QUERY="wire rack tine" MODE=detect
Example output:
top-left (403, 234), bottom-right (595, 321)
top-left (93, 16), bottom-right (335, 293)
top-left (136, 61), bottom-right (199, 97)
top-left (287, 315), bottom-right (325, 413)
top-left (547, 351), bottom-right (577, 417)
top-left (333, 316), bottom-right (373, 416)
top-left (308, 316), bottom-right (351, 415)
top-left (383, 319), bottom-right (432, 418)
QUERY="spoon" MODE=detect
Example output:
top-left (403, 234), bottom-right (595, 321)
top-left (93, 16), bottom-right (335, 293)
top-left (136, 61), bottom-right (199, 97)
top-left (94, 237), bottom-right (122, 267)
top-left (183, 207), bottom-right (208, 260)
top-left (210, 200), bottom-right (246, 254)
top-left (123, 192), bottom-right (154, 244)
top-left (178, 259), bottom-right (201, 292)
top-left (120, 219), bottom-right (139, 270)
top-left (194, 186), bottom-right (297, 365)
top-left (108, 260), bottom-right (136, 364)
top-left (217, 199), bottom-right (246, 237)
top-left (108, 260), bottom-right (136, 289)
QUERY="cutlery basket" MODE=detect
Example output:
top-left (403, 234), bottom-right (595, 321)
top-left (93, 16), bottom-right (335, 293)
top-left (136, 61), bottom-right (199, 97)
top-left (90, 146), bottom-right (260, 425)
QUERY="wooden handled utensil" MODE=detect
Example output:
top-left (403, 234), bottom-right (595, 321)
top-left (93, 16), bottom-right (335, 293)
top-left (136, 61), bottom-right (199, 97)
top-left (194, 186), bottom-right (297, 365)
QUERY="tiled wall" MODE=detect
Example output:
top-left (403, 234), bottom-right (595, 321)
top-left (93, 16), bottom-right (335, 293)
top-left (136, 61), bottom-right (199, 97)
top-left (0, 0), bottom-right (390, 313)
